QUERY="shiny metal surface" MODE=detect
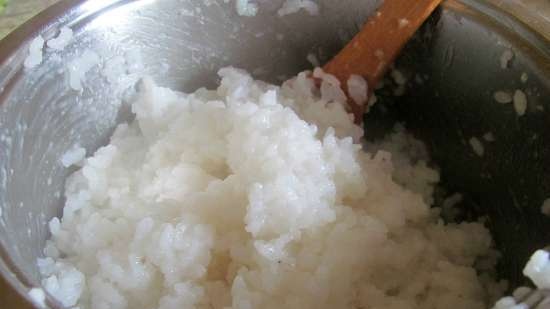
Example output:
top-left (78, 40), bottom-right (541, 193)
top-left (488, 0), bottom-right (550, 41)
top-left (371, 0), bottom-right (550, 286)
top-left (0, 0), bottom-right (548, 308)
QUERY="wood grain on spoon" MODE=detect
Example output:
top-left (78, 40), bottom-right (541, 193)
top-left (323, 0), bottom-right (443, 121)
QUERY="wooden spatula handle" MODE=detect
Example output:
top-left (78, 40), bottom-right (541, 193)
top-left (323, 0), bottom-right (442, 118)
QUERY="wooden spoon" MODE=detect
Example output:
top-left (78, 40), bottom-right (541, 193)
top-left (323, 0), bottom-right (443, 122)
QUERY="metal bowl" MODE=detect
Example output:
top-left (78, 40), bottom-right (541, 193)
top-left (0, 0), bottom-right (549, 308)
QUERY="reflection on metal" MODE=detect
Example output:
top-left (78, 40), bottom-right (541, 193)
top-left (0, 0), bottom-right (548, 308)
top-left (486, 0), bottom-right (550, 41)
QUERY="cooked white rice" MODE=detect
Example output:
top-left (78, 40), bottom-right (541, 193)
top-left (391, 68), bottom-right (407, 86)
top-left (24, 35), bottom-right (45, 69)
top-left (500, 50), bottom-right (514, 69)
top-left (39, 68), bottom-right (503, 309)
top-left (306, 53), bottom-right (320, 68)
top-left (494, 249), bottom-right (550, 308)
top-left (347, 74), bottom-right (368, 106)
top-left (47, 27), bottom-right (73, 51)
top-left (493, 91), bottom-right (512, 104)
top-left (278, 0), bottom-right (319, 17)
top-left (483, 132), bottom-right (496, 143)
top-left (60, 145), bottom-right (86, 168)
top-left (513, 90), bottom-right (527, 116)
top-left (28, 287), bottom-right (47, 308)
top-left (520, 73), bottom-right (528, 83)
top-left (67, 49), bottom-right (100, 91)
top-left (235, 0), bottom-right (258, 17)
top-left (523, 250), bottom-right (550, 289)
top-left (398, 18), bottom-right (410, 29)
top-left (469, 137), bottom-right (485, 157)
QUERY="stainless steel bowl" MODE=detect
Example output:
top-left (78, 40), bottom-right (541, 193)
top-left (0, 0), bottom-right (549, 308)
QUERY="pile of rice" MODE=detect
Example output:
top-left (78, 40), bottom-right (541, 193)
top-left (37, 68), bottom-right (506, 309)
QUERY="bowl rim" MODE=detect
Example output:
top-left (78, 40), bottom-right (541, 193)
top-left (0, 0), bottom-right (548, 308)
top-left (0, 1), bottom-right (124, 308)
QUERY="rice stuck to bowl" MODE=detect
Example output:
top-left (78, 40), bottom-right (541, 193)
top-left (38, 68), bottom-right (505, 309)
